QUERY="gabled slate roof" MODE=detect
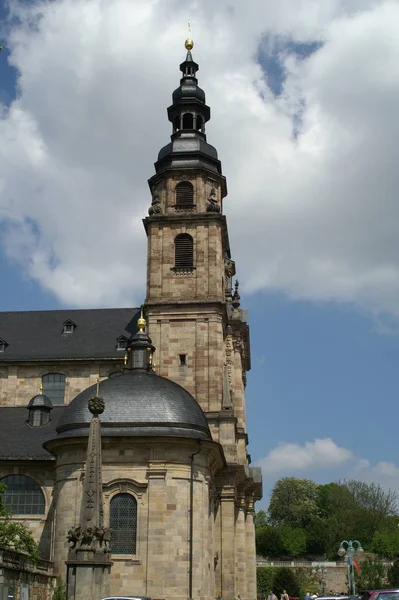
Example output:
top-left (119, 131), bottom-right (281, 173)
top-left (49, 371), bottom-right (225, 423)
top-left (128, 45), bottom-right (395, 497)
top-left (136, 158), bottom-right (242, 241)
top-left (0, 407), bottom-right (65, 460)
top-left (0, 308), bottom-right (139, 361)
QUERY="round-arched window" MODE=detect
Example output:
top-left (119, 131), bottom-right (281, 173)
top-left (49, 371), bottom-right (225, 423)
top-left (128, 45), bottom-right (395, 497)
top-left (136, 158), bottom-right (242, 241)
top-left (0, 475), bottom-right (45, 515)
top-left (175, 181), bottom-right (194, 207)
top-left (109, 493), bottom-right (137, 554)
top-left (174, 233), bottom-right (194, 270)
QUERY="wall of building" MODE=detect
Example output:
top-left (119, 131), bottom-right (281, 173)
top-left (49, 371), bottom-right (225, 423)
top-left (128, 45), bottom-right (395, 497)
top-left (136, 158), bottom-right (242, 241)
top-left (0, 362), bottom-right (125, 407)
top-left (0, 463), bottom-right (55, 560)
top-left (50, 437), bottom-right (227, 600)
top-left (0, 549), bottom-right (54, 600)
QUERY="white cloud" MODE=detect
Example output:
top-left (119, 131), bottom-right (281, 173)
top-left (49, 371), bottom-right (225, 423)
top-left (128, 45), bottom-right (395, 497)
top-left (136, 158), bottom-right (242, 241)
top-left (257, 437), bottom-right (353, 475)
top-left (1, 0), bottom-right (399, 313)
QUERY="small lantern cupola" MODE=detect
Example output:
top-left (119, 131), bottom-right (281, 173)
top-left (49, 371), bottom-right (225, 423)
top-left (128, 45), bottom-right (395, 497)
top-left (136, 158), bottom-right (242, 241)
top-left (125, 309), bottom-right (155, 372)
top-left (168, 34), bottom-right (210, 136)
top-left (27, 390), bottom-right (53, 427)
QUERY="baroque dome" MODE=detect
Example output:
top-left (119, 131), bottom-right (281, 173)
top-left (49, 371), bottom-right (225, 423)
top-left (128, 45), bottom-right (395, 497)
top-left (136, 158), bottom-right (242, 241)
top-left (55, 370), bottom-right (211, 441)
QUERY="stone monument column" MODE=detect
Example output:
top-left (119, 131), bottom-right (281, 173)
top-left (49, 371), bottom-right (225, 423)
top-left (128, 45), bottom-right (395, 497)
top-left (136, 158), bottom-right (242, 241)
top-left (66, 395), bottom-right (112, 600)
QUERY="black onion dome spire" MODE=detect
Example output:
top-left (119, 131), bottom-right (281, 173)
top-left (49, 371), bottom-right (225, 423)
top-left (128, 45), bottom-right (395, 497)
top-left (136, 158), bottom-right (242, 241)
top-left (154, 37), bottom-right (223, 176)
top-left (125, 308), bottom-right (155, 371)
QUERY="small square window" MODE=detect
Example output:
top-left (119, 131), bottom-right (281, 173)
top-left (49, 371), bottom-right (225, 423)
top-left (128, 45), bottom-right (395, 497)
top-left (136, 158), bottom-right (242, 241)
top-left (0, 344), bottom-right (5, 352)
top-left (179, 354), bottom-right (187, 366)
top-left (63, 324), bottom-right (74, 334)
top-left (117, 339), bottom-right (127, 351)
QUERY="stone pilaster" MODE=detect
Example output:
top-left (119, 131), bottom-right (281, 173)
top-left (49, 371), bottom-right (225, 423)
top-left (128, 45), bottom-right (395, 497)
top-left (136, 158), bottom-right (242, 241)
top-left (245, 499), bottom-right (256, 600)
top-left (235, 496), bottom-right (247, 599)
top-left (219, 487), bottom-right (236, 600)
top-left (145, 462), bottom-right (167, 599)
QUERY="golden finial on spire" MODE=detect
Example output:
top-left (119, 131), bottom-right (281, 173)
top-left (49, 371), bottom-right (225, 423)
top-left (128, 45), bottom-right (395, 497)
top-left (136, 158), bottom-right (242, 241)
top-left (137, 306), bottom-right (146, 333)
top-left (39, 382), bottom-right (43, 393)
top-left (124, 353), bottom-right (128, 366)
top-left (185, 21), bottom-right (194, 51)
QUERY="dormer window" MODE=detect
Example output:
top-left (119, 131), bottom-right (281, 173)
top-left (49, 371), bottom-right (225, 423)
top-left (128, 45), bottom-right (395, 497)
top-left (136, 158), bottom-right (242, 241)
top-left (0, 338), bottom-right (8, 352)
top-left (63, 320), bottom-right (76, 334)
top-left (116, 336), bottom-right (128, 351)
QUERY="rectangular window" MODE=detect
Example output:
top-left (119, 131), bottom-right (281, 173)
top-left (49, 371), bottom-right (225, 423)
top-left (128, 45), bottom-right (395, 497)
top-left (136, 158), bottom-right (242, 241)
top-left (42, 373), bottom-right (66, 404)
top-left (179, 354), bottom-right (187, 366)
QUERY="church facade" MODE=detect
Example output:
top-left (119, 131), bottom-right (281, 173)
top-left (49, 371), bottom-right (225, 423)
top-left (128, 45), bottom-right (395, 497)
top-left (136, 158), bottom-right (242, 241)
top-left (0, 38), bottom-right (262, 600)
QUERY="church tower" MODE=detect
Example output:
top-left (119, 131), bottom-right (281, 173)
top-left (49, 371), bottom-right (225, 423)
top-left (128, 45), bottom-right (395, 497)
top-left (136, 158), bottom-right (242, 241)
top-left (144, 35), bottom-right (262, 599)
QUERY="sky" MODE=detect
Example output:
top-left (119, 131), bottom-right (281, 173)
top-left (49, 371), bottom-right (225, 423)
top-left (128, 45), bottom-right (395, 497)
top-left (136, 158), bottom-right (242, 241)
top-left (1, 0), bottom-right (399, 508)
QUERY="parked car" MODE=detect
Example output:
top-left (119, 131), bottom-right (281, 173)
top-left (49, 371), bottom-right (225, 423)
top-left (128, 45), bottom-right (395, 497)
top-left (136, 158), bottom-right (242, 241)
top-left (101, 597), bottom-right (151, 600)
top-left (359, 591), bottom-right (399, 600)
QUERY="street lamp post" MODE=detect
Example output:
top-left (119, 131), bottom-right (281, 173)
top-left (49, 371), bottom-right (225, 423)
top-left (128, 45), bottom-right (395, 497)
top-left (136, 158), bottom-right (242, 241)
top-left (312, 565), bottom-right (327, 595)
top-left (337, 540), bottom-right (364, 596)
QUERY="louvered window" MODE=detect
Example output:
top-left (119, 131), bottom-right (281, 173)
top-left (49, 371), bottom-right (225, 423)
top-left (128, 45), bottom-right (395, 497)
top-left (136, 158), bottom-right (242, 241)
top-left (0, 475), bottom-right (45, 515)
top-left (110, 493), bottom-right (137, 554)
top-left (175, 181), bottom-right (194, 207)
top-left (174, 234), bottom-right (194, 270)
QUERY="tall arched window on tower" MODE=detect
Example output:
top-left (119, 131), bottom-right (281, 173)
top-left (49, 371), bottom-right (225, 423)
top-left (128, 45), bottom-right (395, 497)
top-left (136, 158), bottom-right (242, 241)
top-left (175, 181), bottom-right (194, 207)
top-left (110, 493), bottom-right (137, 554)
top-left (174, 234), bottom-right (194, 271)
top-left (182, 113), bottom-right (194, 129)
top-left (42, 373), bottom-right (66, 404)
top-left (0, 475), bottom-right (45, 515)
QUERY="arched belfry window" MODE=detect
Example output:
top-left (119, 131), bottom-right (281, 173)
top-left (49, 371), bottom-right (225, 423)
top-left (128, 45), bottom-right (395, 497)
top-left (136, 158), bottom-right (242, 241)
top-left (174, 234), bottom-right (194, 271)
top-left (0, 475), bottom-right (45, 515)
top-left (175, 181), bottom-right (194, 207)
top-left (42, 373), bottom-right (66, 404)
top-left (182, 113), bottom-right (194, 129)
top-left (110, 493), bottom-right (137, 554)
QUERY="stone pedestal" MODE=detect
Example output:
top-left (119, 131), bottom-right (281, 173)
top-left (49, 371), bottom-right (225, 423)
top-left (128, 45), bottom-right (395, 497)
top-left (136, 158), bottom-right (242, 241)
top-left (67, 554), bottom-right (112, 600)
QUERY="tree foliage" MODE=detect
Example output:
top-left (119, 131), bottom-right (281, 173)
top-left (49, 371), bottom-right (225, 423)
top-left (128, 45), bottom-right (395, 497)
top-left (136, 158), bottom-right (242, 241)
top-left (256, 526), bottom-right (284, 558)
top-left (268, 478), bottom-right (319, 529)
top-left (0, 483), bottom-right (39, 559)
top-left (279, 525), bottom-right (307, 557)
top-left (273, 568), bottom-right (300, 597)
top-left (354, 557), bottom-right (388, 591)
top-left (255, 510), bottom-right (268, 529)
top-left (256, 477), bottom-right (399, 559)
top-left (53, 576), bottom-right (66, 600)
top-left (388, 558), bottom-right (399, 587)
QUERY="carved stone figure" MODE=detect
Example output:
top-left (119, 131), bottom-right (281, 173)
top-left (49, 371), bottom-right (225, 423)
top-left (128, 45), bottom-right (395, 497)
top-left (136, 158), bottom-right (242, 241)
top-left (206, 187), bottom-right (220, 213)
top-left (148, 194), bottom-right (162, 216)
top-left (97, 527), bottom-right (113, 551)
top-left (224, 253), bottom-right (235, 300)
top-left (67, 526), bottom-right (82, 549)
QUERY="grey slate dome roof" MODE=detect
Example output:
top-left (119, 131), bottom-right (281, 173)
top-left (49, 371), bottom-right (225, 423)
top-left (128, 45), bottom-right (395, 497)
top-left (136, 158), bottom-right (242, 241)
top-left (28, 394), bottom-right (53, 409)
top-left (55, 371), bottom-right (211, 440)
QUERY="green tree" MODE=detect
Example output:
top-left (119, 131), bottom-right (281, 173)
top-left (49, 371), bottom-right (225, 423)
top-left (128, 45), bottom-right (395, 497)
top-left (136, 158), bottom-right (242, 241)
top-left (279, 525), bottom-right (307, 557)
top-left (268, 478), bottom-right (319, 529)
top-left (256, 526), bottom-right (284, 558)
top-left (354, 557), bottom-right (388, 591)
top-left (372, 529), bottom-right (399, 558)
top-left (0, 483), bottom-right (39, 559)
top-left (388, 558), bottom-right (399, 587)
top-left (342, 480), bottom-right (397, 544)
top-left (53, 576), bottom-right (66, 600)
top-left (273, 568), bottom-right (300, 597)
top-left (255, 510), bottom-right (268, 529)
top-left (257, 567), bottom-right (277, 595)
